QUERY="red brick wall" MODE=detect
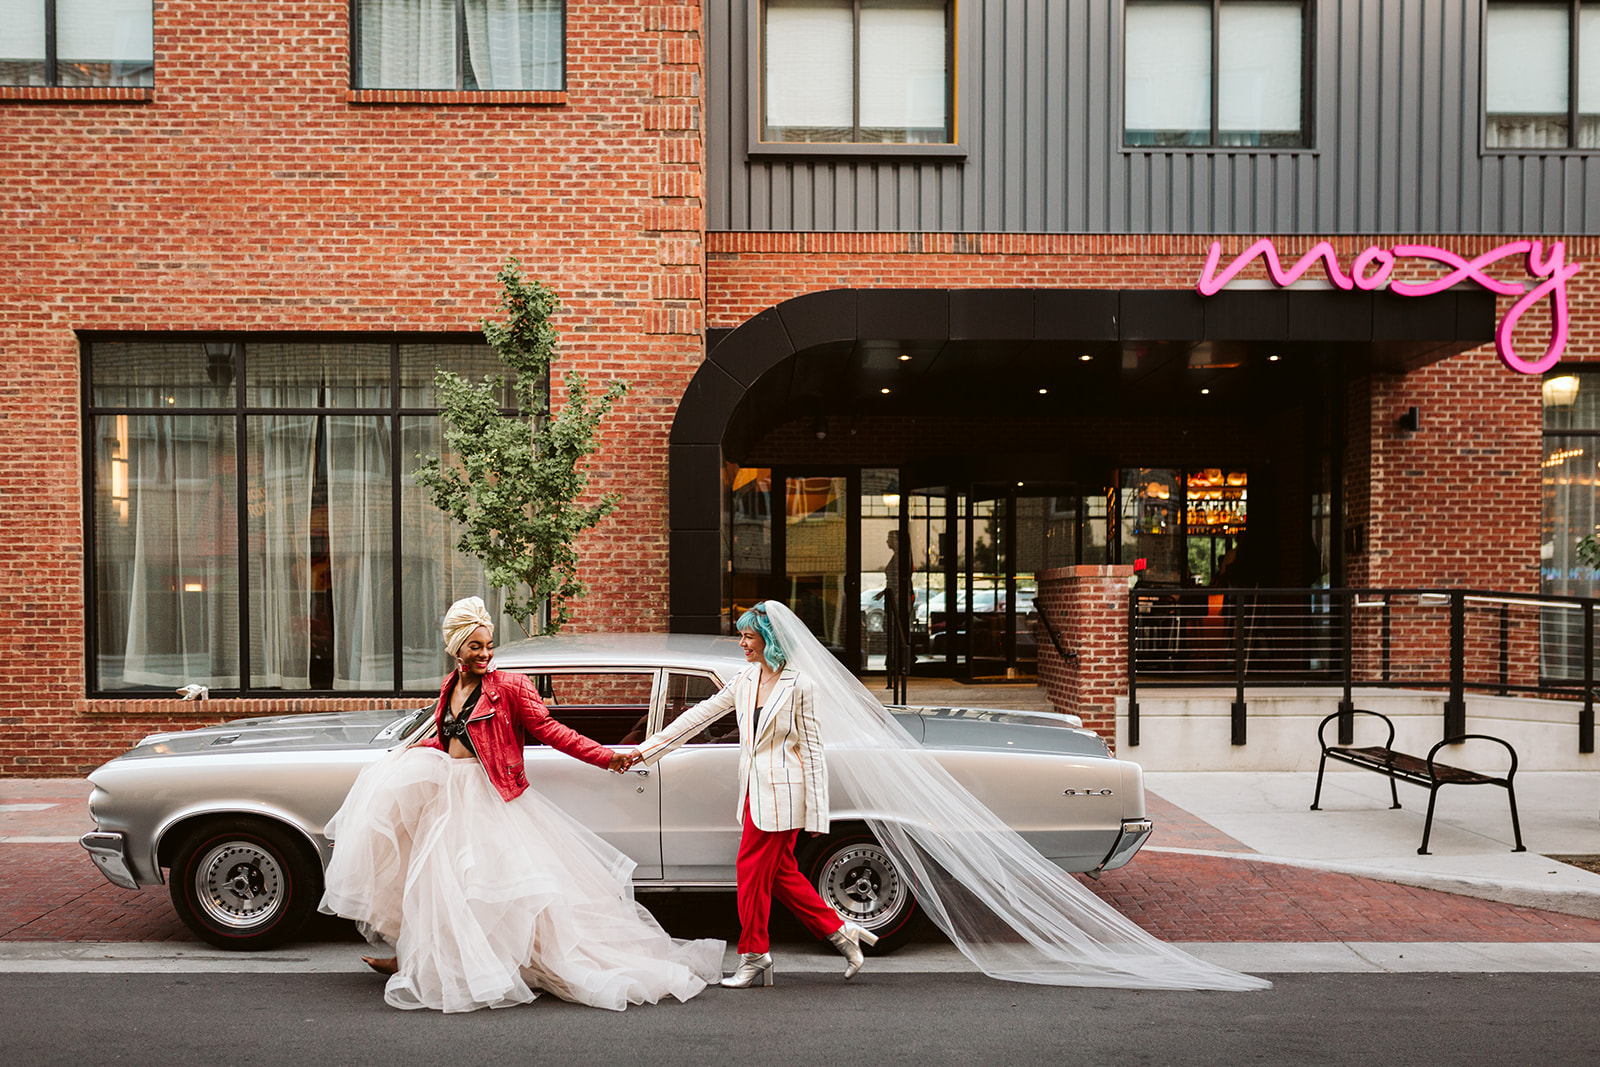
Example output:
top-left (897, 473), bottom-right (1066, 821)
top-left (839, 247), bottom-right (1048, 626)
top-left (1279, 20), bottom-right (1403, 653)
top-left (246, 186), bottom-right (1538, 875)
top-left (1035, 565), bottom-right (1137, 741)
top-left (0, 2), bottom-right (704, 773)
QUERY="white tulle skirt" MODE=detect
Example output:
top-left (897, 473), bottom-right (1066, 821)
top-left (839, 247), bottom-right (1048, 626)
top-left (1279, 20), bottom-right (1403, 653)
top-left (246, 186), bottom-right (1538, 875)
top-left (320, 746), bottom-right (725, 1013)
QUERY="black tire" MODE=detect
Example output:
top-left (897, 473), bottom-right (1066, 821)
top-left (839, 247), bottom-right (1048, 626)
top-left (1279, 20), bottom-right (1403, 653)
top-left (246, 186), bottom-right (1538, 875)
top-left (802, 830), bottom-right (923, 954)
top-left (168, 818), bottom-right (320, 950)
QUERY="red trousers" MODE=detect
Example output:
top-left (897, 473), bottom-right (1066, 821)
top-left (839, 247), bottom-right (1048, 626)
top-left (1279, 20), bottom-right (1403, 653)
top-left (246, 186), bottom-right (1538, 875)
top-left (735, 799), bottom-right (843, 954)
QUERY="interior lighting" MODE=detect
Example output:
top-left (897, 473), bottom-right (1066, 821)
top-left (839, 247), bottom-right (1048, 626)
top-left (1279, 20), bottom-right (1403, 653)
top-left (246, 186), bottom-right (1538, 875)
top-left (1544, 375), bottom-right (1581, 407)
top-left (1038, 388), bottom-right (1048, 395)
top-left (880, 387), bottom-right (891, 394)
top-left (183, 583), bottom-right (205, 593)
top-left (1269, 354), bottom-right (1281, 361)
top-left (1079, 354), bottom-right (1093, 362)
top-left (1200, 388), bottom-right (1211, 395)
top-left (898, 353), bottom-right (912, 361)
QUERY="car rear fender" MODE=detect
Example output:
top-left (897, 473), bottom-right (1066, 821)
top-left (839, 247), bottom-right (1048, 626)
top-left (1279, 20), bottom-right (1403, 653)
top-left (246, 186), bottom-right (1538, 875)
top-left (153, 804), bottom-right (329, 884)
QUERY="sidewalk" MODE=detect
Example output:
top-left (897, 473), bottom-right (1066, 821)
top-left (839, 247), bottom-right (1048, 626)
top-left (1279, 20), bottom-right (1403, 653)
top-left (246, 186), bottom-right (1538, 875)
top-left (5, 771), bottom-right (1600, 965)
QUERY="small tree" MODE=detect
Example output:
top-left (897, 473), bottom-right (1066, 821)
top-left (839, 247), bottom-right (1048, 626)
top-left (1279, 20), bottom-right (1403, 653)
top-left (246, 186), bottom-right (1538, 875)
top-left (414, 259), bottom-right (628, 636)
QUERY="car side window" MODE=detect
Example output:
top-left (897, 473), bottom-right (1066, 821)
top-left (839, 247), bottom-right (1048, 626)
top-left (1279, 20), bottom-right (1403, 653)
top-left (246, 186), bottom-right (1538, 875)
top-left (524, 671), bottom-right (655, 746)
top-left (663, 672), bottom-right (737, 745)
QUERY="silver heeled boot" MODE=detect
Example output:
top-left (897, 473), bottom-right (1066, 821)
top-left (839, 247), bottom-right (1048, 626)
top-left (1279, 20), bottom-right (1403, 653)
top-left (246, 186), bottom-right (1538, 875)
top-left (828, 921), bottom-right (880, 979)
top-left (720, 952), bottom-right (775, 988)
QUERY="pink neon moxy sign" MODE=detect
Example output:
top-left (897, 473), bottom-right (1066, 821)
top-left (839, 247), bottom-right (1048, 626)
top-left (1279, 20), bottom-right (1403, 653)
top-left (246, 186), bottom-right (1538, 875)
top-left (1196, 239), bottom-right (1581, 374)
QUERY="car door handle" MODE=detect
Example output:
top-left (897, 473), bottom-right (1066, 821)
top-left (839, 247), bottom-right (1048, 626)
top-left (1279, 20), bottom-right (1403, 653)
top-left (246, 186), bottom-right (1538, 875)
top-left (631, 768), bottom-right (650, 778)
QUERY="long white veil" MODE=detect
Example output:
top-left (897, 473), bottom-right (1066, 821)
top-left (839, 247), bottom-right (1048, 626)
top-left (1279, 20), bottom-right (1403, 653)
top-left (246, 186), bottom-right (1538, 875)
top-left (762, 601), bottom-right (1269, 991)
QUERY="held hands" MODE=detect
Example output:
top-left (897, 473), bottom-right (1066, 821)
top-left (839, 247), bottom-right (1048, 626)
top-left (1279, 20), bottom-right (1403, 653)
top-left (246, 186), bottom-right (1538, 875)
top-left (609, 750), bottom-right (644, 773)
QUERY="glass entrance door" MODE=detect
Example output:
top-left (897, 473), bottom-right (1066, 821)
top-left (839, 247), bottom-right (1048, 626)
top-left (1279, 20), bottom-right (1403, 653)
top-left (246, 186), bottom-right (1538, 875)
top-left (775, 473), bottom-right (854, 662)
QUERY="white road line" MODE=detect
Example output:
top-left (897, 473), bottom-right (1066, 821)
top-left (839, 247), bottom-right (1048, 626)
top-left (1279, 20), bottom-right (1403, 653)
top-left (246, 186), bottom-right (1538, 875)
top-left (0, 804), bottom-right (58, 812)
top-left (1, 942), bottom-right (1598, 975)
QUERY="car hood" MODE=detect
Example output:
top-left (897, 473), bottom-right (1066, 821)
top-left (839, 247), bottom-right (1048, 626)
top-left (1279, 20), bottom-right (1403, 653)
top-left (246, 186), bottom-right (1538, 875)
top-left (115, 708), bottom-right (430, 759)
top-left (898, 706), bottom-right (1110, 757)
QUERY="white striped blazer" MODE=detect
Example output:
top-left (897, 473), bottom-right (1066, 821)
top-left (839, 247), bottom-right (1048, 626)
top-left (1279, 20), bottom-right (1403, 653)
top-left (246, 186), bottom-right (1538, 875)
top-left (633, 664), bottom-right (829, 834)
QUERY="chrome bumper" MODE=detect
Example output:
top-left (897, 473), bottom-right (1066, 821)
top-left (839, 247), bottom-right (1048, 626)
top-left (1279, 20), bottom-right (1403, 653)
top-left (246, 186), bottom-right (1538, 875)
top-left (80, 831), bottom-right (140, 890)
top-left (1088, 817), bottom-right (1154, 878)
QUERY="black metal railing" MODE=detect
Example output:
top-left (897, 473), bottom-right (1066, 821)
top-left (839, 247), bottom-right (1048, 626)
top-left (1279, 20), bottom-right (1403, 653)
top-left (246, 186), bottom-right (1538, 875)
top-left (1127, 586), bottom-right (1598, 753)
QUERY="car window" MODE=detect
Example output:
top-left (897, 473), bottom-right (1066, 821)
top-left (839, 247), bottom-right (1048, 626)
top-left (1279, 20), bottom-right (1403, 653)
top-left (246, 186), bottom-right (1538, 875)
top-left (525, 670), bottom-right (655, 746)
top-left (663, 672), bottom-right (737, 745)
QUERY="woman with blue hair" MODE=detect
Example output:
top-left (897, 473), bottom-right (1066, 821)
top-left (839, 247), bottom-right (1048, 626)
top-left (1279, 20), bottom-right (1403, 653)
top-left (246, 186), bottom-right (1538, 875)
top-left (625, 601), bottom-right (876, 987)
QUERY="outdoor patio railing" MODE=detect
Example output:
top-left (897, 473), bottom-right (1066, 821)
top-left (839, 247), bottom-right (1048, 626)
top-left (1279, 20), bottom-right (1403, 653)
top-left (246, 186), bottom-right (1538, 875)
top-left (1127, 586), bottom-right (1599, 753)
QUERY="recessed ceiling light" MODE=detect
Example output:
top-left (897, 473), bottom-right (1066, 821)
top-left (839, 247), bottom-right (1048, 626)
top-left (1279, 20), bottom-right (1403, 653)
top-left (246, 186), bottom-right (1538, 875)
top-left (1269, 353), bottom-right (1281, 361)
top-left (1079, 354), bottom-right (1093, 362)
top-left (1200, 388), bottom-right (1211, 395)
top-left (898, 353), bottom-right (912, 361)
top-left (1038, 388), bottom-right (1048, 395)
top-left (880, 387), bottom-right (891, 394)
top-left (1016, 481), bottom-right (1024, 487)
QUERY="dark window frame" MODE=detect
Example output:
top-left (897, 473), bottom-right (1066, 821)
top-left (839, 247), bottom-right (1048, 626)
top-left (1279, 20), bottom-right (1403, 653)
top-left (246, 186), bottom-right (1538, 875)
top-left (80, 332), bottom-right (509, 700)
top-left (0, 0), bottom-right (155, 88)
top-left (1121, 0), bottom-right (1315, 152)
top-left (1483, 0), bottom-right (1598, 153)
top-left (753, 0), bottom-right (958, 150)
top-left (348, 0), bottom-right (568, 93)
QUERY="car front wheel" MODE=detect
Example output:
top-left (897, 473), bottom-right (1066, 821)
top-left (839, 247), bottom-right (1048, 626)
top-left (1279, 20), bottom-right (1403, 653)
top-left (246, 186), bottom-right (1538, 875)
top-left (168, 818), bottom-right (320, 950)
top-left (803, 830), bottom-right (922, 953)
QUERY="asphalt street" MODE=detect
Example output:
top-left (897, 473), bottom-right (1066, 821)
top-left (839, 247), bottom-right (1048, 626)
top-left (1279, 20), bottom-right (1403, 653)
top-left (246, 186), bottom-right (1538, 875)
top-left (5, 970), bottom-right (1598, 1066)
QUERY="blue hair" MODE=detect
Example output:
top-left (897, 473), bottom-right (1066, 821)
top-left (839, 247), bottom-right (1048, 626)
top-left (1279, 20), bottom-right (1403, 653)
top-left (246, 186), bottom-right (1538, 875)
top-left (736, 603), bottom-right (786, 671)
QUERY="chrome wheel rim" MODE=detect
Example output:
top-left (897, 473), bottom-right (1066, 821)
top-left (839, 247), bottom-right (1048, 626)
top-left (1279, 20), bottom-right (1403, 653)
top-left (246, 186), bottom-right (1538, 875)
top-left (818, 843), bottom-right (905, 932)
top-left (193, 841), bottom-right (285, 930)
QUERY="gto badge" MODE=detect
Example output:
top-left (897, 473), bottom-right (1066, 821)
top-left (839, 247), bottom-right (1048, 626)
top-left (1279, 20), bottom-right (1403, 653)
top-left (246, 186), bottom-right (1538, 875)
top-left (1063, 789), bottom-right (1114, 797)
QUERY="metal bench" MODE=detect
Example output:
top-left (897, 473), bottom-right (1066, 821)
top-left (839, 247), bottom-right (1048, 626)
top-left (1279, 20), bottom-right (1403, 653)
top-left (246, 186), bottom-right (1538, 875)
top-left (1310, 709), bottom-right (1526, 856)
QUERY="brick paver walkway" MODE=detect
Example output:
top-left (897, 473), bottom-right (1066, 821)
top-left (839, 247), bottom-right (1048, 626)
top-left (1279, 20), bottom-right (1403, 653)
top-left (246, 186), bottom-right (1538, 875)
top-left (7, 779), bottom-right (1600, 947)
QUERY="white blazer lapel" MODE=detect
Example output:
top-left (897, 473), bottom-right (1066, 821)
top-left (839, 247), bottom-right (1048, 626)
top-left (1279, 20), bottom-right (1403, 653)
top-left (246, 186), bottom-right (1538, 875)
top-left (755, 672), bottom-right (797, 742)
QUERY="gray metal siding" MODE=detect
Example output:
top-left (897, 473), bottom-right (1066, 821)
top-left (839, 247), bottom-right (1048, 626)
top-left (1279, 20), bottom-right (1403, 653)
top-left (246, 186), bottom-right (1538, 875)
top-left (706, 0), bottom-right (1600, 235)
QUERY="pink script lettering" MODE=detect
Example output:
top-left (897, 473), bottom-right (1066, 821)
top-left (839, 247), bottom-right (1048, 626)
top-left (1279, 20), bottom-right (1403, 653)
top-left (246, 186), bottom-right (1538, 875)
top-left (1196, 238), bottom-right (1582, 374)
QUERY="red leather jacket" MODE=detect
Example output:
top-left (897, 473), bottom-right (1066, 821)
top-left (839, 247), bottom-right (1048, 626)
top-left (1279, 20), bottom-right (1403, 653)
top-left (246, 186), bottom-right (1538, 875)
top-left (416, 669), bottom-right (614, 801)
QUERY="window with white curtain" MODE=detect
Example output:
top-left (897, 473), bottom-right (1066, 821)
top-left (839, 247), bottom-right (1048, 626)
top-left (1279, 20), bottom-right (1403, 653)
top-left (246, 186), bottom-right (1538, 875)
top-left (353, 0), bottom-right (563, 91)
top-left (1125, 0), bottom-right (1306, 148)
top-left (763, 0), bottom-right (951, 144)
top-left (87, 338), bottom-right (520, 696)
top-left (1486, 1), bottom-right (1600, 150)
top-left (0, 0), bottom-right (153, 87)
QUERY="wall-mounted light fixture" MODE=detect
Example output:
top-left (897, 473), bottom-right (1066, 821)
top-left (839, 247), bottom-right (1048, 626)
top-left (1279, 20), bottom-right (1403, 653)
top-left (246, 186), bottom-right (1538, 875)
top-left (1397, 406), bottom-right (1421, 433)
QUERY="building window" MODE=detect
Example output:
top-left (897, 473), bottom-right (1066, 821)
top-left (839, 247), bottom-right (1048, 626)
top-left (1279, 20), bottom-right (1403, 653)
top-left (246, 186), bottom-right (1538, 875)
top-left (1540, 370), bottom-right (1600, 679)
top-left (1124, 0), bottom-right (1307, 148)
top-left (761, 0), bottom-right (952, 144)
top-left (86, 337), bottom-right (518, 697)
top-left (0, 0), bottom-right (153, 87)
top-left (352, 0), bottom-right (563, 91)
top-left (1486, 1), bottom-right (1600, 150)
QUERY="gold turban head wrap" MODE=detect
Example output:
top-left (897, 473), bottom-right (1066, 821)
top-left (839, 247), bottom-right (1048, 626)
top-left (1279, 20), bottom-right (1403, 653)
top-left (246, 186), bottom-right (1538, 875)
top-left (442, 596), bottom-right (495, 658)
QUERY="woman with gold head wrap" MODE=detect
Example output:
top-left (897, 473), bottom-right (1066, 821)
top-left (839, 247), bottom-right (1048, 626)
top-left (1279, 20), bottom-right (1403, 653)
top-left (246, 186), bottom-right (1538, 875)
top-left (319, 596), bottom-right (725, 1013)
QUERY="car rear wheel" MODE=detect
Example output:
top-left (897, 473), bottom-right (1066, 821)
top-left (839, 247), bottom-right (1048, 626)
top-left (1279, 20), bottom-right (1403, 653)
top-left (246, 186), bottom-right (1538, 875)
top-left (168, 818), bottom-right (319, 950)
top-left (803, 831), bottom-right (922, 954)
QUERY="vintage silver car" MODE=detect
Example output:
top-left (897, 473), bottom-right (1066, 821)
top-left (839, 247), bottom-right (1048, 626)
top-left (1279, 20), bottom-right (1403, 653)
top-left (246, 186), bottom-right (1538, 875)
top-left (81, 633), bottom-right (1153, 951)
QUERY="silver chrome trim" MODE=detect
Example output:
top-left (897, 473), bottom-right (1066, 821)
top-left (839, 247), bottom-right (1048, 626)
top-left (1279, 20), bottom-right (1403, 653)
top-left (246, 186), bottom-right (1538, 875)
top-left (80, 831), bottom-right (140, 890)
top-left (1090, 818), bottom-right (1154, 876)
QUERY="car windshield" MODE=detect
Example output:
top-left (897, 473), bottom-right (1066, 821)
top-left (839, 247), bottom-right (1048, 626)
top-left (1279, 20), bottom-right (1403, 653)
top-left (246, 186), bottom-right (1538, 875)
top-left (375, 706), bottom-right (435, 744)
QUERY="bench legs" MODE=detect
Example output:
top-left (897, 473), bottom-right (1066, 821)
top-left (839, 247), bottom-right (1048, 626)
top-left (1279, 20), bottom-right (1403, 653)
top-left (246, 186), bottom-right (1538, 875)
top-left (1311, 754), bottom-right (1402, 812)
top-left (1418, 782), bottom-right (1528, 856)
top-left (1505, 782), bottom-right (1527, 854)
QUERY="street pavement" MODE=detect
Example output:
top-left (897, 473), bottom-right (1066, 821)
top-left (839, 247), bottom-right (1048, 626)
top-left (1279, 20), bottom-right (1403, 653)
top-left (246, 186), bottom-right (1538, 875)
top-left (4, 768), bottom-right (1600, 976)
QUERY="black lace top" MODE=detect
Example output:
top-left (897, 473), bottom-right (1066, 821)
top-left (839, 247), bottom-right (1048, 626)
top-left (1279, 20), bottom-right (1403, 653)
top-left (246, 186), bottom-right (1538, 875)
top-left (439, 682), bottom-right (482, 757)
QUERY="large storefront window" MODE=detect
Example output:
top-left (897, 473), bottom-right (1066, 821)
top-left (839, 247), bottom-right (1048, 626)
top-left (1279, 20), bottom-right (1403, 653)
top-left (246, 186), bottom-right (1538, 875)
top-left (87, 337), bottom-right (515, 696)
top-left (1541, 370), bottom-right (1600, 678)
